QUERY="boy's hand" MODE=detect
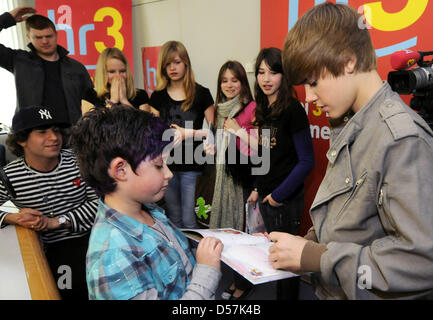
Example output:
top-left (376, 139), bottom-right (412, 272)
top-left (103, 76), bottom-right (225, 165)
top-left (15, 208), bottom-right (43, 229)
top-left (10, 7), bottom-right (36, 22)
top-left (268, 232), bottom-right (308, 273)
top-left (196, 237), bottom-right (223, 270)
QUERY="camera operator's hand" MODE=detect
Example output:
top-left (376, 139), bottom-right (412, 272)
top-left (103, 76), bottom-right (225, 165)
top-left (10, 7), bottom-right (36, 23)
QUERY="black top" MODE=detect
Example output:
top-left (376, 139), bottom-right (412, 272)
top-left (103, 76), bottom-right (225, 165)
top-left (149, 84), bottom-right (214, 172)
top-left (84, 88), bottom-right (149, 109)
top-left (42, 59), bottom-right (70, 123)
top-left (257, 98), bottom-right (309, 197)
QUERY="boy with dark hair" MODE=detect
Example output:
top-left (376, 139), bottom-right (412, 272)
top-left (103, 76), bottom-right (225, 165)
top-left (0, 105), bottom-right (99, 300)
top-left (0, 6), bottom-right (93, 125)
top-left (70, 106), bottom-right (223, 300)
top-left (268, 3), bottom-right (433, 299)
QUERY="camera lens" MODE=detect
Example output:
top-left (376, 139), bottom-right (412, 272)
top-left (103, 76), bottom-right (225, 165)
top-left (411, 67), bottom-right (433, 90)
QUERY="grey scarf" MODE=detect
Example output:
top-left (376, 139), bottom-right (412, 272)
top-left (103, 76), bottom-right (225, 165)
top-left (209, 95), bottom-right (245, 230)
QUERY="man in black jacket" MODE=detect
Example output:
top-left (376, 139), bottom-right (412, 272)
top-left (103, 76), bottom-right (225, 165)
top-left (0, 6), bottom-right (93, 125)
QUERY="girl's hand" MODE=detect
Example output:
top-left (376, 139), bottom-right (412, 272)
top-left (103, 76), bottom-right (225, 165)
top-left (109, 76), bottom-right (120, 105)
top-left (171, 124), bottom-right (195, 141)
top-left (262, 194), bottom-right (282, 207)
top-left (139, 104), bottom-right (160, 117)
top-left (224, 118), bottom-right (241, 135)
top-left (170, 124), bottom-right (185, 147)
top-left (118, 77), bottom-right (132, 106)
top-left (204, 143), bottom-right (216, 155)
top-left (247, 190), bottom-right (259, 208)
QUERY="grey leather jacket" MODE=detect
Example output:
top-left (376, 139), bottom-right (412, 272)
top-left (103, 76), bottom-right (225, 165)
top-left (311, 82), bottom-right (433, 299)
top-left (0, 12), bottom-right (93, 125)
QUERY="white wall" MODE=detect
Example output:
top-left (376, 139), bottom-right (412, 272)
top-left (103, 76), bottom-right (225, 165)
top-left (132, 0), bottom-right (261, 98)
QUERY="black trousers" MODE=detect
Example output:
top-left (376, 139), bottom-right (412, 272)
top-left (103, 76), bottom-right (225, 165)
top-left (258, 188), bottom-right (305, 300)
top-left (45, 233), bottom-right (90, 300)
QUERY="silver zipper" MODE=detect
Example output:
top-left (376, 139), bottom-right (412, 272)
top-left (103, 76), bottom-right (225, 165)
top-left (355, 177), bottom-right (364, 187)
top-left (334, 173), bottom-right (367, 222)
top-left (378, 189), bottom-right (383, 206)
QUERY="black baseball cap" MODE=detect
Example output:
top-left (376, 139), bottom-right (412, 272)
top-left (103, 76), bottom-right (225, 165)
top-left (12, 106), bottom-right (70, 133)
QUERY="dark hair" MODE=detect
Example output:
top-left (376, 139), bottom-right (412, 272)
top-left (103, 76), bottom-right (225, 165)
top-left (215, 60), bottom-right (253, 108)
top-left (69, 105), bottom-right (171, 196)
top-left (253, 47), bottom-right (297, 127)
top-left (5, 129), bottom-right (32, 157)
top-left (25, 14), bottom-right (56, 33)
top-left (5, 125), bottom-right (68, 157)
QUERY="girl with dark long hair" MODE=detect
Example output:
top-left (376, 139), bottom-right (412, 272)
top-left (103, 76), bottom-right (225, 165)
top-left (249, 47), bottom-right (315, 299)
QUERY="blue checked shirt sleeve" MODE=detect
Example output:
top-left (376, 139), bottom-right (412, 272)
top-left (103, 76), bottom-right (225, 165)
top-left (87, 247), bottom-right (154, 300)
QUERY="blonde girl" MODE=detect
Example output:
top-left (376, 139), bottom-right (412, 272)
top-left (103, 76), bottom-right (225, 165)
top-left (83, 47), bottom-right (152, 113)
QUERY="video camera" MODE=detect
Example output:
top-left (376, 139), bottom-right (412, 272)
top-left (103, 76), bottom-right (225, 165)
top-left (388, 50), bottom-right (433, 128)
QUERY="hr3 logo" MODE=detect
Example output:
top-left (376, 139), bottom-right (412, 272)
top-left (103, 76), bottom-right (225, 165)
top-left (46, 5), bottom-right (124, 56)
top-left (40, 2), bottom-right (130, 73)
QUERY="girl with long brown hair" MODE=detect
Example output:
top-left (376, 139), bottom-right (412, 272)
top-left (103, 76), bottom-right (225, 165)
top-left (149, 41), bottom-right (214, 228)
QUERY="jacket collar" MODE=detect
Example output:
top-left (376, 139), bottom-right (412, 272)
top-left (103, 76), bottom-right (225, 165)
top-left (98, 200), bottom-right (169, 241)
top-left (27, 42), bottom-right (69, 59)
top-left (327, 82), bottom-right (390, 164)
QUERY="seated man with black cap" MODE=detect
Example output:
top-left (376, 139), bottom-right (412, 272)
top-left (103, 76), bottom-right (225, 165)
top-left (0, 105), bottom-right (98, 300)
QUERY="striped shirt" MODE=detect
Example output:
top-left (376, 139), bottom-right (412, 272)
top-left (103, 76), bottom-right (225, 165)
top-left (0, 149), bottom-right (98, 245)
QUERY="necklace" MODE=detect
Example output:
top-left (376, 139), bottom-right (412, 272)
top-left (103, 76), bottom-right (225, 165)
top-left (25, 157), bottom-right (61, 218)
top-left (149, 221), bottom-right (174, 246)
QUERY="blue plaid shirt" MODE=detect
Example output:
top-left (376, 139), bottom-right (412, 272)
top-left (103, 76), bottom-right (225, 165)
top-left (86, 200), bottom-right (196, 300)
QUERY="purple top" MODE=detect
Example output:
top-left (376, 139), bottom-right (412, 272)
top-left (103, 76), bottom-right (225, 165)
top-left (271, 127), bottom-right (314, 203)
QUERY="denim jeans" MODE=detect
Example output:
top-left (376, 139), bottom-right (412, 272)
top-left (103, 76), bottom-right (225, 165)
top-left (164, 171), bottom-right (201, 228)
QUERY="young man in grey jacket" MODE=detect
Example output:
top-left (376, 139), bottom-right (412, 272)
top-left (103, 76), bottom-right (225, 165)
top-left (0, 6), bottom-right (93, 125)
top-left (268, 3), bottom-right (433, 299)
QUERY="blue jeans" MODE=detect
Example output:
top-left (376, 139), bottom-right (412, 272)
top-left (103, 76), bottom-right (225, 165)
top-left (164, 171), bottom-right (201, 228)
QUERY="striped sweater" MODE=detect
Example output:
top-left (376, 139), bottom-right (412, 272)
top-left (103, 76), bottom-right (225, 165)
top-left (0, 149), bottom-right (98, 245)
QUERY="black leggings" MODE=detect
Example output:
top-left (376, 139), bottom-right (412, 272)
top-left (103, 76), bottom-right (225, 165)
top-left (258, 188), bottom-right (304, 300)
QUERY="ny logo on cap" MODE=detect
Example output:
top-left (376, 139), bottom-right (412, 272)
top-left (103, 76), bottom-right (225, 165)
top-left (39, 109), bottom-right (53, 120)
